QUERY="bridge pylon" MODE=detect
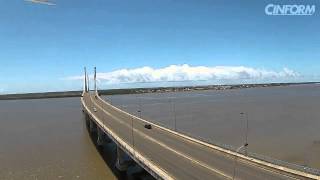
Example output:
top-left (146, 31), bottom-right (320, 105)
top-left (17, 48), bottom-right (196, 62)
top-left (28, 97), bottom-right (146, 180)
top-left (86, 68), bottom-right (90, 92)
top-left (83, 67), bottom-right (88, 93)
top-left (94, 67), bottom-right (97, 93)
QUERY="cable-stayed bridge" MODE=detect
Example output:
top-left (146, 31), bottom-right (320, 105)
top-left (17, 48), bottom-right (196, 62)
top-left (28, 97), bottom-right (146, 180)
top-left (81, 67), bottom-right (319, 180)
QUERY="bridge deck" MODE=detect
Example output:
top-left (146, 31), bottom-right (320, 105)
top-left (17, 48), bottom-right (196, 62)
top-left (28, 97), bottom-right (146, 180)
top-left (82, 92), bottom-right (318, 180)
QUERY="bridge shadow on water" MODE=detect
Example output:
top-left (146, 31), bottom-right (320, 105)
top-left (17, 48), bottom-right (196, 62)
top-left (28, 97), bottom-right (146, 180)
top-left (84, 117), bottom-right (155, 180)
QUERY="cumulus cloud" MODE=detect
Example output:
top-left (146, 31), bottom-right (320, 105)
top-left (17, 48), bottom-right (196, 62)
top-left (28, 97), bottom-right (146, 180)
top-left (66, 64), bottom-right (299, 85)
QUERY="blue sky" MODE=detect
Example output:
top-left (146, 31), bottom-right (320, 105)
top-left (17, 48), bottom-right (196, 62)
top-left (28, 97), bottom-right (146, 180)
top-left (0, 0), bottom-right (319, 93)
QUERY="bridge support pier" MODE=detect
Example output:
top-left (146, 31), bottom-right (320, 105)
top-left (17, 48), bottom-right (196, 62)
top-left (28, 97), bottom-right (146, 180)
top-left (84, 113), bottom-right (90, 127)
top-left (115, 146), bottom-right (133, 171)
top-left (89, 119), bottom-right (97, 133)
top-left (97, 127), bottom-right (111, 146)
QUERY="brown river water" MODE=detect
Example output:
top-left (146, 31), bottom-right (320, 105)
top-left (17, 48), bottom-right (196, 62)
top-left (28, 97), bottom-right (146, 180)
top-left (106, 84), bottom-right (320, 170)
top-left (0, 97), bottom-right (119, 179)
top-left (0, 84), bottom-right (319, 179)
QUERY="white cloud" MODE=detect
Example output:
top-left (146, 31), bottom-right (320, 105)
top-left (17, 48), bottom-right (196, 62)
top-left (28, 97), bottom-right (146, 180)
top-left (66, 64), bottom-right (299, 85)
top-left (25, 0), bottom-right (56, 6)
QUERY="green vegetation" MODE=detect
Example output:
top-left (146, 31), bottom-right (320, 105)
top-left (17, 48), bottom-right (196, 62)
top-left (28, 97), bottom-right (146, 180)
top-left (0, 82), bottom-right (318, 100)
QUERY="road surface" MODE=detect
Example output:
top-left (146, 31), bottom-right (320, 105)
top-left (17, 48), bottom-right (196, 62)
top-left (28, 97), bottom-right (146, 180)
top-left (82, 92), bottom-right (317, 180)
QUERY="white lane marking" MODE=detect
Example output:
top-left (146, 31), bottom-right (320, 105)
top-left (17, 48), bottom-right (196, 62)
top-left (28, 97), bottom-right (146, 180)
top-left (89, 94), bottom-right (233, 180)
top-left (96, 94), bottom-right (320, 180)
top-left (236, 158), bottom-right (301, 180)
top-left (83, 96), bottom-right (174, 180)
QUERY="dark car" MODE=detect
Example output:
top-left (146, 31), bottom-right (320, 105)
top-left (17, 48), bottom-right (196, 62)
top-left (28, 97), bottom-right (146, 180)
top-left (144, 124), bottom-right (152, 129)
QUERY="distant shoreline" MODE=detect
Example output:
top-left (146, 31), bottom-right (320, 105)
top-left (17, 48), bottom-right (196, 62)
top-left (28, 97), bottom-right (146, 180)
top-left (0, 82), bottom-right (319, 100)
top-left (0, 91), bottom-right (82, 100)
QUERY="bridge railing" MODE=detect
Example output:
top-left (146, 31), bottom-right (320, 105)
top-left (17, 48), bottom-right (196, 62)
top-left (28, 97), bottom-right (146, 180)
top-left (112, 103), bottom-right (320, 176)
top-left (100, 94), bottom-right (320, 177)
top-left (247, 151), bottom-right (320, 176)
top-left (156, 119), bottom-right (320, 176)
top-left (82, 94), bottom-right (173, 180)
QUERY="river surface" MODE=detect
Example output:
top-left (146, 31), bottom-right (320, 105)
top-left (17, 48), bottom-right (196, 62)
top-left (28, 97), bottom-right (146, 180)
top-left (0, 97), bottom-right (117, 179)
top-left (0, 85), bottom-right (319, 179)
top-left (105, 84), bottom-right (320, 170)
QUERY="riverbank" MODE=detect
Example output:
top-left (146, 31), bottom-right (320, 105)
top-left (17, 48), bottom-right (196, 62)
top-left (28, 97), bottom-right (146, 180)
top-left (1, 82), bottom-right (319, 100)
top-left (0, 91), bottom-right (82, 100)
top-left (106, 84), bottom-right (320, 170)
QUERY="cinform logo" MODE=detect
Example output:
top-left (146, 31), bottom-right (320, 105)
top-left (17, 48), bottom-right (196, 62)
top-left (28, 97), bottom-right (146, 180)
top-left (265, 4), bottom-right (316, 15)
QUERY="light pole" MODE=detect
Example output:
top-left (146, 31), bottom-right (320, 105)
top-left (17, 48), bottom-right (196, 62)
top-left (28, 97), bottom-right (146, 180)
top-left (137, 95), bottom-right (142, 118)
top-left (169, 98), bottom-right (177, 131)
top-left (173, 99), bottom-right (177, 131)
top-left (232, 144), bottom-right (248, 180)
top-left (131, 116), bottom-right (135, 148)
top-left (173, 102), bottom-right (177, 131)
top-left (240, 112), bottom-right (249, 155)
top-left (233, 112), bottom-right (249, 180)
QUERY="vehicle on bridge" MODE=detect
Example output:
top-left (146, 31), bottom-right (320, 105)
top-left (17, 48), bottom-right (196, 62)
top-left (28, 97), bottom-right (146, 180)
top-left (81, 67), bottom-right (320, 180)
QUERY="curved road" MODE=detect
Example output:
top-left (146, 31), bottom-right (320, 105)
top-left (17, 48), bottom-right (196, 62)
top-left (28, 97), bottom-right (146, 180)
top-left (82, 92), bottom-right (318, 180)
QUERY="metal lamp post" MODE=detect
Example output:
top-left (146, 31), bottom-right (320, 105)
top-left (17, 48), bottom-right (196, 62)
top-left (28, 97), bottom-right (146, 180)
top-left (233, 112), bottom-right (249, 180)
top-left (240, 112), bottom-right (249, 155)
top-left (232, 143), bottom-right (248, 180)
